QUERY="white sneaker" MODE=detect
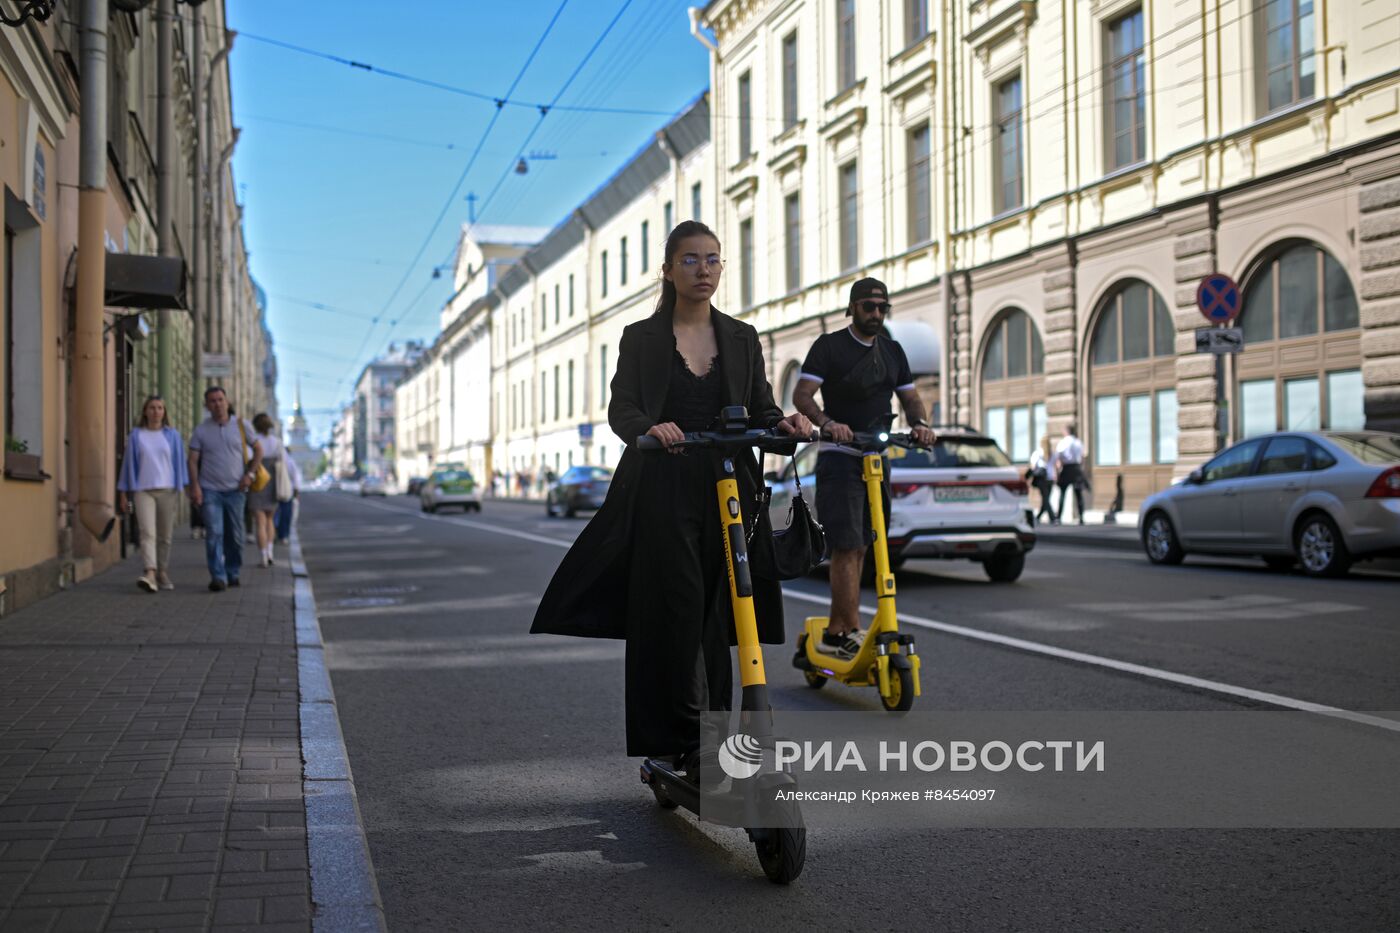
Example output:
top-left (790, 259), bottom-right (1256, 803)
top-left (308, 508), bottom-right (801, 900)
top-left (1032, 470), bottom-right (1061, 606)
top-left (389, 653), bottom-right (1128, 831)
top-left (137, 573), bottom-right (157, 593)
top-left (815, 629), bottom-right (864, 660)
top-left (157, 573), bottom-right (174, 591)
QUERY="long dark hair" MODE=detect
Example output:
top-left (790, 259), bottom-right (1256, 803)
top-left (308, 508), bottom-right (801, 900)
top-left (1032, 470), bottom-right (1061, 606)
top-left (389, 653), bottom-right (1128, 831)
top-left (655, 220), bottom-right (721, 316)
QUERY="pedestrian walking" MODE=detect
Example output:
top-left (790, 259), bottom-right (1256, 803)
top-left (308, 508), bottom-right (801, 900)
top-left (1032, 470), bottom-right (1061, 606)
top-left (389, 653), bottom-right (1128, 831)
top-left (248, 413), bottom-right (285, 567)
top-left (116, 395), bottom-right (190, 592)
top-left (791, 277), bottom-right (935, 659)
top-left (1053, 422), bottom-right (1088, 525)
top-left (1027, 434), bottom-right (1057, 524)
top-left (275, 456), bottom-right (301, 545)
top-left (531, 220), bottom-right (811, 772)
top-left (187, 387), bottom-right (263, 591)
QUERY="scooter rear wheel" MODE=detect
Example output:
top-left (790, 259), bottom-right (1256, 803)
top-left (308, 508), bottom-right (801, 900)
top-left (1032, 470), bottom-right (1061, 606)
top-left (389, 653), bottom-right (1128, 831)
top-left (803, 671), bottom-right (827, 689)
top-left (753, 827), bottom-right (806, 884)
top-left (881, 666), bottom-right (915, 712)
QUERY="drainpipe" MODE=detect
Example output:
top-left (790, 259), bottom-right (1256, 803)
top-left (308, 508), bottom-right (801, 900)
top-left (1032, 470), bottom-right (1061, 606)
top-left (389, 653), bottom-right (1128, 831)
top-left (75, 0), bottom-right (115, 542)
top-left (190, 2), bottom-right (201, 410)
top-left (156, 0), bottom-right (173, 398)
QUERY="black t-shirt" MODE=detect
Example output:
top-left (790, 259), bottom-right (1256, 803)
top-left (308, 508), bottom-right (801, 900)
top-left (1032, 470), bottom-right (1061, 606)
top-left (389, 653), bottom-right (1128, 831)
top-left (800, 328), bottom-right (914, 432)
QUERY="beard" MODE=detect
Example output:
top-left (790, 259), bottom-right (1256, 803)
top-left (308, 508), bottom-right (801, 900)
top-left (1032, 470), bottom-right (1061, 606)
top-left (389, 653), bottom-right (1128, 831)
top-left (853, 316), bottom-right (883, 338)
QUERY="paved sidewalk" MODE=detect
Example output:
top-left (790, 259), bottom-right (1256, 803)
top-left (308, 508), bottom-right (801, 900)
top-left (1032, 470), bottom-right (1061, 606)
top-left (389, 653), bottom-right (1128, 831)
top-left (0, 531), bottom-right (379, 932)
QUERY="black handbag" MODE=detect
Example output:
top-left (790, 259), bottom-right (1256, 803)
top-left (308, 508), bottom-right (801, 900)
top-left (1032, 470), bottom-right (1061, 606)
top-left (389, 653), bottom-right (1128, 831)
top-left (754, 455), bottom-right (826, 580)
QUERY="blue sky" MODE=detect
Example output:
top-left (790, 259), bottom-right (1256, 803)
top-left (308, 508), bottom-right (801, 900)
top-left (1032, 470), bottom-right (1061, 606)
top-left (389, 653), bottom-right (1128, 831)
top-left (227, 1), bottom-right (711, 445)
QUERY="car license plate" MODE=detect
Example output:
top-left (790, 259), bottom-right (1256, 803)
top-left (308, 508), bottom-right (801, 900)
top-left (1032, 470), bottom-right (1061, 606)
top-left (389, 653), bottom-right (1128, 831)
top-left (934, 485), bottom-right (990, 503)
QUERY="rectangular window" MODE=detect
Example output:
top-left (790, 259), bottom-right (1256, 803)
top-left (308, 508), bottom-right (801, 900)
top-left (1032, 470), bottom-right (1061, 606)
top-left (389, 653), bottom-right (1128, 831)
top-left (1126, 394), bottom-right (1153, 464)
top-left (554, 284), bottom-right (561, 324)
top-left (1156, 389), bottom-right (1178, 463)
top-left (553, 366), bottom-right (560, 422)
top-left (600, 344), bottom-right (609, 406)
top-left (641, 221), bottom-right (649, 272)
top-left (1326, 369), bottom-right (1363, 430)
top-left (569, 274), bottom-right (575, 317)
top-left (1010, 406), bottom-right (1031, 462)
top-left (739, 218), bottom-right (754, 308)
top-left (1240, 378), bottom-right (1277, 438)
top-left (782, 31), bottom-right (799, 129)
top-left (664, 201), bottom-right (673, 234)
top-left (691, 183), bottom-right (702, 223)
top-left (994, 74), bottom-right (1024, 213)
top-left (839, 161), bottom-right (858, 271)
top-left (985, 406), bottom-right (1008, 455)
top-left (1279, 246), bottom-right (1318, 338)
top-left (906, 0), bottom-right (928, 46)
top-left (907, 123), bottom-right (931, 245)
top-left (1033, 402), bottom-right (1048, 452)
top-left (1261, 0), bottom-right (1315, 113)
top-left (1284, 376), bottom-right (1320, 430)
top-left (542, 293), bottom-right (548, 329)
top-left (601, 251), bottom-right (609, 298)
top-left (784, 193), bottom-right (801, 293)
top-left (1107, 9), bottom-right (1147, 170)
top-left (836, 0), bottom-right (856, 90)
top-left (567, 359), bottom-right (575, 417)
top-left (620, 237), bottom-right (629, 286)
top-left (1095, 395), bottom-right (1123, 466)
top-left (540, 374), bottom-right (547, 424)
top-left (738, 70), bottom-right (753, 160)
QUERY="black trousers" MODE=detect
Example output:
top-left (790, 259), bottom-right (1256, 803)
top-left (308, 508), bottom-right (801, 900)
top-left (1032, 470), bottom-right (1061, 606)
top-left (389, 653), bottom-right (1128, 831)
top-left (624, 450), bottom-right (732, 758)
top-left (1032, 476), bottom-right (1055, 520)
top-left (1055, 463), bottom-right (1086, 522)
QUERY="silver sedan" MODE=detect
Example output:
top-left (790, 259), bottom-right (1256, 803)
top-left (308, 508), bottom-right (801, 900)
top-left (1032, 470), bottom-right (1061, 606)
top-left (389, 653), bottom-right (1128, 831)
top-left (1138, 431), bottom-right (1400, 577)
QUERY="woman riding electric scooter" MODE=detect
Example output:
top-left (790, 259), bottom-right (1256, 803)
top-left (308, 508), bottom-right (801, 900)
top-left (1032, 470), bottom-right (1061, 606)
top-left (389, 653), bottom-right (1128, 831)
top-left (530, 222), bottom-right (812, 879)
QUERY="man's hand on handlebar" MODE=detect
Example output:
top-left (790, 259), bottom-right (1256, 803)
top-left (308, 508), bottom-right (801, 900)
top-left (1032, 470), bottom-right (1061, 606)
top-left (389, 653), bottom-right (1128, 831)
top-left (911, 425), bottom-right (936, 448)
top-left (646, 421), bottom-right (686, 453)
top-left (776, 413), bottom-right (814, 438)
top-left (819, 420), bottom-right (854, 444)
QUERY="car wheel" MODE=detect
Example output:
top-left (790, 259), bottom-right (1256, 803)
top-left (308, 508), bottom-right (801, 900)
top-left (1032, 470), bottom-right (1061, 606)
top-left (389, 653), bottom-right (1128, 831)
top-left (1142, 511), bottom-right (1185, 565)
top-left (470, 503), bottom-right (481, 513)
top-left (983, 551), bottom-right (1025, 583)
top-left (545, 500), bottom-right (555, 517)
top-left (565, 502), bottom-right (577, 518)
top-left (1294, 513), bottom-right (1351, 578)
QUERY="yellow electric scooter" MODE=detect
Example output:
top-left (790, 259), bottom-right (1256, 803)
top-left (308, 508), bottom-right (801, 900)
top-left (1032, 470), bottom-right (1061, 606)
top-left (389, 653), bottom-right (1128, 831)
top-left (636, 406), bottom-right (812, 884)
top-left (793, 428), bottom-right (926, 712)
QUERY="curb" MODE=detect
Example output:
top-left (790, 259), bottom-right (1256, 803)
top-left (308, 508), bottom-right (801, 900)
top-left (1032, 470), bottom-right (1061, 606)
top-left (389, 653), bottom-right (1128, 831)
top-left (1034, 528), bottom-right (1141, 552)
top-left (291, 528), bottom-right (388, 933)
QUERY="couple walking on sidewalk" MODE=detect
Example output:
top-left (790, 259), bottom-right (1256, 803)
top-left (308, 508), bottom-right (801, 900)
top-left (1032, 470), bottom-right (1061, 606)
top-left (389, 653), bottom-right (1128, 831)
top-left (118, 386), bottom-right (290, 593)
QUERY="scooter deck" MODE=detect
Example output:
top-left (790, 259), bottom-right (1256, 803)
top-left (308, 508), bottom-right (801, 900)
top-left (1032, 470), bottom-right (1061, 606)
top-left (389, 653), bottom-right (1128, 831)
top-left (798, 616), bottom-right (889, 685)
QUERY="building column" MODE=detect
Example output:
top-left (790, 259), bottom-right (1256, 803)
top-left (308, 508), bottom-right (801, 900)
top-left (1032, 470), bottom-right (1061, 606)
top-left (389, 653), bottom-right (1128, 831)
top-left (1041, 252), bottom-right (1077, 432)
top-left (1360, 171), bottom-right (1400, 432)
top-left (1170, 206), bottom-right (1219, 471)
top-left (947, 270), bottom-right (973, 425)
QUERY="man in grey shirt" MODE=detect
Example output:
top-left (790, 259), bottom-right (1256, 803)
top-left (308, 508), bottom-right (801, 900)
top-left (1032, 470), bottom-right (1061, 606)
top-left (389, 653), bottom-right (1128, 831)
top-left (187, 386), bottom-right (263, 591)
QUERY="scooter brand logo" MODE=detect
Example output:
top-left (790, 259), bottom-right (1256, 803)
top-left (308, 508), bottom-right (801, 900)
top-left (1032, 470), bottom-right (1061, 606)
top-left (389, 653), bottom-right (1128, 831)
top-left (718, 733), bottom-right (764, 779)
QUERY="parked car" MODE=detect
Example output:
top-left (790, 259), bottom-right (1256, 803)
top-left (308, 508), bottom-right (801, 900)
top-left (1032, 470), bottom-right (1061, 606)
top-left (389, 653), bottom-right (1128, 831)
top-left (338, 479), bottom-right (361, 495)
top-left (545, 466), bottom-right (614, 517)
top-left (405, 476), bottom-right (428, 496)
top-left (765, 426), bottom-right (1035, 582)
top-left (360, 476), bottom-right (388, 497)
top-left (421, 465), bottom-right (482, 513)
top-left (1139, 431), bottom-right (1400, 577)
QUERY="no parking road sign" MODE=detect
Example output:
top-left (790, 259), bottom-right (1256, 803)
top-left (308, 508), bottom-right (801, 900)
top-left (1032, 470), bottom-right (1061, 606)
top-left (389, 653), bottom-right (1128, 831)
top-left (1196, 273), bottom-right (1241, 324)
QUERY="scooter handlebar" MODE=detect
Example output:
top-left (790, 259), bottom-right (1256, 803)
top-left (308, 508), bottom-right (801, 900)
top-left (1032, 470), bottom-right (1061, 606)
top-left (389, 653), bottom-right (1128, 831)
top-left (636, 427), bottom-right (818, 454)
top-left (843, 430), bottom-right (932, 452)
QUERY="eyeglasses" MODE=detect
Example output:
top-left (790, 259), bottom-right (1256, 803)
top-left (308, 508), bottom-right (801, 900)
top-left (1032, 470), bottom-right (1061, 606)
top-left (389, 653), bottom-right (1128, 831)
top-left (858, 300), bottom-right (891, 315)
top-left (678, 256), bottom-right (724, 272)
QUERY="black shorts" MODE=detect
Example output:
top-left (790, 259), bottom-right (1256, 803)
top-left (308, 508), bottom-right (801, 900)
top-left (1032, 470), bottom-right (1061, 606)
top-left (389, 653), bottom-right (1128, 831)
top-left (814, 452), bottom-right (890, 553)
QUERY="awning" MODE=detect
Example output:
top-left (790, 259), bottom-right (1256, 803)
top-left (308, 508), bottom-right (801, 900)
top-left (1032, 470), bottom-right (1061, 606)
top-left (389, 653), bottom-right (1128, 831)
top-left (884, 320), bottom-right (941, 376)
top-left (105, 253), bottom-right (187, 310)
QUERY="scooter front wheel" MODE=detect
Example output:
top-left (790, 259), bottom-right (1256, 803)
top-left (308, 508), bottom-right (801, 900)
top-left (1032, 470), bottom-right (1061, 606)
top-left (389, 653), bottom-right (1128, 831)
top-left (753, 826), bottom-right (806, 884)
top-left (881, 665), bottom-right (915, 712)
top-left (803, 671), bottom-right (827, 690)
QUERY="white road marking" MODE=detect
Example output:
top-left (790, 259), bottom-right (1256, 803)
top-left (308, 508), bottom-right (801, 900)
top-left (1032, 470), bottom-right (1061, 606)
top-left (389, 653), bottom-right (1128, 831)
top-left (328, 495), bottom-right (1400, 735)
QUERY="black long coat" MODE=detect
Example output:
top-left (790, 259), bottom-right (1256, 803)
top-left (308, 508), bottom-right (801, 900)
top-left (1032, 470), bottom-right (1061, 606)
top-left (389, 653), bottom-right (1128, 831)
top-left (529, 306), bottom-right (788, 645)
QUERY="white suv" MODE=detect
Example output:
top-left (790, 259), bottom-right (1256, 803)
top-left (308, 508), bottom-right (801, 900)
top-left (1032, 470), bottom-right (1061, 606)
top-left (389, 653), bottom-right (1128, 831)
top-left (765, 427), bottom-right (1035, 582)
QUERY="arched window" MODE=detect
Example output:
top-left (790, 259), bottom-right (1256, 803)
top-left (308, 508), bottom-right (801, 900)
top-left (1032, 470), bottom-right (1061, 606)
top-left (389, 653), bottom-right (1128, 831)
top-left (1236, 241), bottom-right (1362, 437)
top-left (1087, 279), bottom-right (1177, 504)
top-left (979, 308), bottom-right (1045, 461)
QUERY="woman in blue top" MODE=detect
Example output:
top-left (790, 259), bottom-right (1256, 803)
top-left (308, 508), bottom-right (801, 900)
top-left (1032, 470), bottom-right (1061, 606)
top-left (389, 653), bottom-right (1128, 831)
top-left (117, 396), bottom-right (191, 592)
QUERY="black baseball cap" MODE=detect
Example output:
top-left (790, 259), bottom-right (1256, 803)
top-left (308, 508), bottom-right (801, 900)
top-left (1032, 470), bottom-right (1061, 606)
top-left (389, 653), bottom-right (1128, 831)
top-left (847, 277), bottom-right (888, 315)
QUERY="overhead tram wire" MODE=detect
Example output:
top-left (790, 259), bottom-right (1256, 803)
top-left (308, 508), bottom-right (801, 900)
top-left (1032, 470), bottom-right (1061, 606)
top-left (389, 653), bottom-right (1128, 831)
top-left (336, 0), bottom-right (572, 386)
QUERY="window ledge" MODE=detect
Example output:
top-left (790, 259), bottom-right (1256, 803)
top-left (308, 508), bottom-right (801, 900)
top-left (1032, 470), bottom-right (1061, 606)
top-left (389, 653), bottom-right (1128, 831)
top-left (823, 78), bottom-right (867, 112)
top-left (4, 451), bottom-right (47, 482)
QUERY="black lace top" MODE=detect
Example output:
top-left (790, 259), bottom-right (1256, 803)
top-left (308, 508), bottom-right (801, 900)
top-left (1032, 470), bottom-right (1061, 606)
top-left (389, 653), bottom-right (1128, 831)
top-left (661, 348), bottom-right (723, 432)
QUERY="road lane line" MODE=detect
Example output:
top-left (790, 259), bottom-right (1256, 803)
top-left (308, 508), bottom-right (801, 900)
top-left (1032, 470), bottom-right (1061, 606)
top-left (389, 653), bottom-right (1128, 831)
top-left (351, 497), bottom-right (579, 548)
top-left (326, 496), bottom-right (1400, 734)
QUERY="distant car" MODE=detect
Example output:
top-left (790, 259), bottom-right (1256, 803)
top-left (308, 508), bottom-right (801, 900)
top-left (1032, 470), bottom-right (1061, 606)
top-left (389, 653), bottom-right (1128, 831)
top-left (360, 476), bottom-right (388, 497)
top-left (405, 476), bottom-right (428, 496)
top-left (546, 466), bottom-right (614, 518)
top-left (421, 466), bottom-right (482, 513)
top-left (766, 426), bottom-right (1035, 582)
top-left (339, 479), bottom-right (361, 495)
top-left (1139, 430), bottom-right (1400, 577)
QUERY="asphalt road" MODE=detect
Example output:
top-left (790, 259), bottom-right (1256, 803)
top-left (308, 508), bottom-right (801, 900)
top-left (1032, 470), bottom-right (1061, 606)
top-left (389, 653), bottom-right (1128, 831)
top-left (298, 491), bottom-right (1400, 932)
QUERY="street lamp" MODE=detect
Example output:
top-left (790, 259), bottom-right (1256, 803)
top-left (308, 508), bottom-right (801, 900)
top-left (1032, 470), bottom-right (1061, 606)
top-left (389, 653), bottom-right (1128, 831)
top-left (0, 0), bottom-right (55, 26)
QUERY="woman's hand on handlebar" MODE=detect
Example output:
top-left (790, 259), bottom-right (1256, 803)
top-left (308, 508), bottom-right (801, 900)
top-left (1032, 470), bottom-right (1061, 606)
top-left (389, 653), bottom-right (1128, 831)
top-left (776, 412), bottom-right (814, 438)
top-left (646, 421), bottom-right (686, 453)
